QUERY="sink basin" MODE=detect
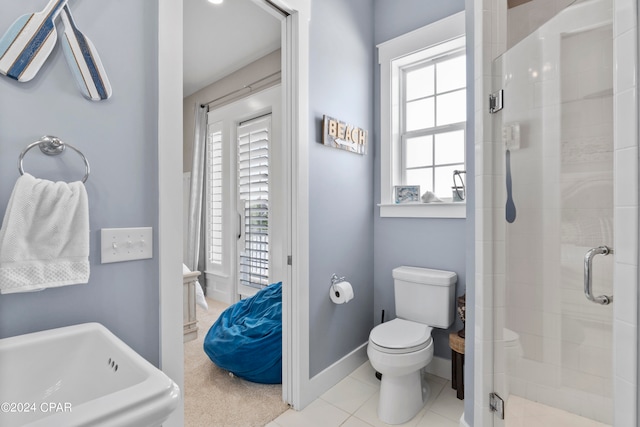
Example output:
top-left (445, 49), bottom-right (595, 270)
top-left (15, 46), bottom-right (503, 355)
top-left (0, 323), bottom-right (180, 427)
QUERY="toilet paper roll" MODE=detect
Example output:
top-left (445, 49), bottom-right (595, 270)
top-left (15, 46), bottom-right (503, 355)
top-left (330, 281), bottom-right (354, 304)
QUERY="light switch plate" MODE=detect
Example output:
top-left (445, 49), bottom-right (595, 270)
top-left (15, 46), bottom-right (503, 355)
top-left (101, 227), bottom-right (153, 264)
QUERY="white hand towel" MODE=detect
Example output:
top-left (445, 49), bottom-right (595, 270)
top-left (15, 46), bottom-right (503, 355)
top-left (0, 173), bottom-right (90, 294)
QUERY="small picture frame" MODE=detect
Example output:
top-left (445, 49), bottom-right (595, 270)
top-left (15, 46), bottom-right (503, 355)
top-left (394, 185), bottom-right (420, 204)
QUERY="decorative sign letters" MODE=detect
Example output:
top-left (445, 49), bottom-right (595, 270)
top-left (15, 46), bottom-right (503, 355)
top-left (322, 115), bottom-right (368, 155)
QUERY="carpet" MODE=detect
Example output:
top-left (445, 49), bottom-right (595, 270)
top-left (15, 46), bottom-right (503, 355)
top-left (184, 297), bottom-right (289, 427)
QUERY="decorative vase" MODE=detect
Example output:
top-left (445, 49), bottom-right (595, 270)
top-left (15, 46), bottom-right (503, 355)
top-left (457, 294), bottom-right (466, 338)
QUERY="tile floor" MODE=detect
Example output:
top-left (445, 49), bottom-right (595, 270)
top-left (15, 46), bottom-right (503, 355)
top-left (504, 395), bottom-right (610, 427)
top-left (267, 362), bottom-right (464, 427)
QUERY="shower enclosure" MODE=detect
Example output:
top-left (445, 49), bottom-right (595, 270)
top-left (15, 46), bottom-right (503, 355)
top-left (484, 0), bottom-right (638, 425)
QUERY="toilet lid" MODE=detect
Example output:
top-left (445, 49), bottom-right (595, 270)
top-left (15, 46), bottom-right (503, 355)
top-left (369, 319), bottom-right (432, 353)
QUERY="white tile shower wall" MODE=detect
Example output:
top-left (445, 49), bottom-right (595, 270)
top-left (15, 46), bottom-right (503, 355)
top-left (474, 0), bottom-right (638, 425)
top-left (473, 0), bottom-right (502, 423)
top-left (506, 0), bottom-right (576, 49)
top-left (611, 2), bottom-right (639, 424)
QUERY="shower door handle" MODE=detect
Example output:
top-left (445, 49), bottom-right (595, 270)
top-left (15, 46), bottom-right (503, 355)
top-left (584, 246), bottom-right (612, 305)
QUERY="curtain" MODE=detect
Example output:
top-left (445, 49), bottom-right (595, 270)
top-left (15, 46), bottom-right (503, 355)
top-left (185, 104), bottom-right (208, 273)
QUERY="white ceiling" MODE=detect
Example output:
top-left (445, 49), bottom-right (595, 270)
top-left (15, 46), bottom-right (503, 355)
top-left (183, 0), bottom-right (281, 97)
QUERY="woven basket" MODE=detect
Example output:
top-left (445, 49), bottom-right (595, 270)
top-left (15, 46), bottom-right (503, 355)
top-left (449, 332), bottom-right (465, 354)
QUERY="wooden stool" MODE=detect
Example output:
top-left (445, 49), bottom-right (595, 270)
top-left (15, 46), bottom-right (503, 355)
top-left (449, 332), bottom-right (465, 400)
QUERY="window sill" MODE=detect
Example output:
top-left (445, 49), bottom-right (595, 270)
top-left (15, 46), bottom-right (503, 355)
top-left (378, 202), bottom-right (466, 219)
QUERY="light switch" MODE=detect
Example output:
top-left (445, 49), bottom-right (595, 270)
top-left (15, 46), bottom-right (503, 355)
top-left (101, 227), bottom-right (153, 264)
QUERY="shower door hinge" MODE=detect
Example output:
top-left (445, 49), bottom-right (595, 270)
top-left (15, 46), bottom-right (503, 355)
top-left (489, 392), bottom-right (505, 419)
top-left (287, 255), bottom-right (292, 266)
top-left (489, 90), bottom-right (504, 114)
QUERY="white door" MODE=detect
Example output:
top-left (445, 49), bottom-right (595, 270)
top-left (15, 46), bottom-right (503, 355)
top-left (204, 86), bottom-right (283, 303)
top-left (237, 114), bottom-right (273, 297)
top-left (491, 1), bottom-right (614, 424)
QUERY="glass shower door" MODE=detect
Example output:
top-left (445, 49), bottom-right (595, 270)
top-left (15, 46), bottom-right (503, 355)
top-left (492, 0), bottom-right (614, 424)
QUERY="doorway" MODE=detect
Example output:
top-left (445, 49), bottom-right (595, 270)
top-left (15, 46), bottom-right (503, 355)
top-left (158, 1), bottom-right (312, 426)
top-left (182, 0), bottom-right (283, 306)
top-left (182, 0), bottom-right (287, 424)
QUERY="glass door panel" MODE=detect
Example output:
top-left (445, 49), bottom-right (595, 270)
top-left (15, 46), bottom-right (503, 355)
top-left (493, 0), bottom-right (613, 424)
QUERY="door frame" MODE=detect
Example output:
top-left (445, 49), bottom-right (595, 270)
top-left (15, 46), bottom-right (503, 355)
top-left (157, 1), bottom-right (311, 425)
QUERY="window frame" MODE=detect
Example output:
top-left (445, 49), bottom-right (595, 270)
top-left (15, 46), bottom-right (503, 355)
top-left (378, 11), bottom-right (466, 218)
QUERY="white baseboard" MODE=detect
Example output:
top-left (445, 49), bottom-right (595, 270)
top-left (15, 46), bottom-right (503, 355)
top-left (205, 286), bottom-right (229, 305)
top-left (205, 272), bottom-right (233, 305)
top-left (460, 413), bottom-right (470, 427)
top-left (307, 342), bottom-right (369, 402)
top-left (425, 355), bottom-right (452, 381)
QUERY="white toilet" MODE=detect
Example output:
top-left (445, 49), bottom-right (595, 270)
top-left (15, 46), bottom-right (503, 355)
top-left (502, 327), bottom-right (523, 397)
top-left (367, 266), bottom-right (456, 425)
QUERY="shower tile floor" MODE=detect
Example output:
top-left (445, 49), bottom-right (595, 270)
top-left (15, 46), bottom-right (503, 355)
top-left (268, 361), bottom-right (464, 427)
top-left (505, 395), bottom-right (610, 427)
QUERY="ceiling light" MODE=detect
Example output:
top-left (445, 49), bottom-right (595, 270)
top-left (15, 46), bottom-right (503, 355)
top-left (208, 0), bottom-right (224, 4)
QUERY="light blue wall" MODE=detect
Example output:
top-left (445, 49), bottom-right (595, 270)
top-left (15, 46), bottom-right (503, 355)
top-left (373, 0), bottom-right (467, 359)
top-left (308, 0), bottom-right (476, 394)
top-left (373, 2), bottom-right (475, 422)
top-left (0, 0), bottom-right (160, 366)
top-left (308, 0), bottom-right (375, 377)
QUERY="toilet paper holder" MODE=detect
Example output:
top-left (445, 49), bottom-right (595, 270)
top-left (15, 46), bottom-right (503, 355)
top-left (330, 273), bottom-right (346, 291)
top-left (330, 273), bottom-right (354, 304)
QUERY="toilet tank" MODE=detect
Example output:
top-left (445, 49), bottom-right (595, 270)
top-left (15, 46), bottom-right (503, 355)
top-left (393, 266), bottom-right (457, 328)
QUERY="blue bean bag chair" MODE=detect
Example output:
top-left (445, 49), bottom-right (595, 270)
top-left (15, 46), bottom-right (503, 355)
top-left (203, 282), bottom-right (282, 384)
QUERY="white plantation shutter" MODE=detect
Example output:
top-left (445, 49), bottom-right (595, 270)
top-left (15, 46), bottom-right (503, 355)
top-left (238, 115), bottom-right (271, 289)
top-left (206, 122), bottom-right (223, 266)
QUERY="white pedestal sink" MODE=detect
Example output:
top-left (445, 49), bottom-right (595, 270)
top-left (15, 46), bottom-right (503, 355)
top-left (0, 323), bottom-right (180, 427)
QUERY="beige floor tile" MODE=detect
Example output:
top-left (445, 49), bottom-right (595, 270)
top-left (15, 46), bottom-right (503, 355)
top-left (349, 361), bottom-right (382, 388)
top-left (416, 411), bottom-right (460, 427)
top-left (353, 392), bottom-right (428, 427)
top-left (273, 399), bottom-right (350, 427)
top-left (321, 376), bottom-right (378, 414)
top-left (429, 382), bottom-right (465, 422)
top-left (342, 416), bottom-right (377, 427)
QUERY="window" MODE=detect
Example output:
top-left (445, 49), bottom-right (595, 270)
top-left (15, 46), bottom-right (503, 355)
top-left (402, 53), bottom-right (466, 198)
top-left (205, 114), bottom-right (273, 292)
top-left (203, 86), bottom-right (281, 303)
top-left (237, 115), bottom-right (271, 291)
top-left (206, 122), bottom-right (224, 267)
top-left (379, 12), bottom-right (466, 218)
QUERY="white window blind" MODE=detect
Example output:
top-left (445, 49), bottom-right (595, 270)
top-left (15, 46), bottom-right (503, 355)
top-left (206, 122), bottom-right (223, 266)
top-left (238, 115), bottom-right (271, 290)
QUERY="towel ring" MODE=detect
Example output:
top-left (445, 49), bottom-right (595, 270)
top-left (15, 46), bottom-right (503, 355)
top-left (18, 136), bottom-right (90, 183)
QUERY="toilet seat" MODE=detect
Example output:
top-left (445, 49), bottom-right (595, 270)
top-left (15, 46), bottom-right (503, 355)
top-left (369, 319), bottom-right (433, 354)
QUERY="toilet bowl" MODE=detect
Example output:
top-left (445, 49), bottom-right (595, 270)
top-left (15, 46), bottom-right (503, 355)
top-left (367, 319), bottom-right (434, 424)
top-left (502, 328), bottom-right (523, 397)
top-left (503, 328), bottom-right (523, 363)
top-left (367, 266), bottom-right (456, 425)
top-left (502, 327), bottom-right (523, 375)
